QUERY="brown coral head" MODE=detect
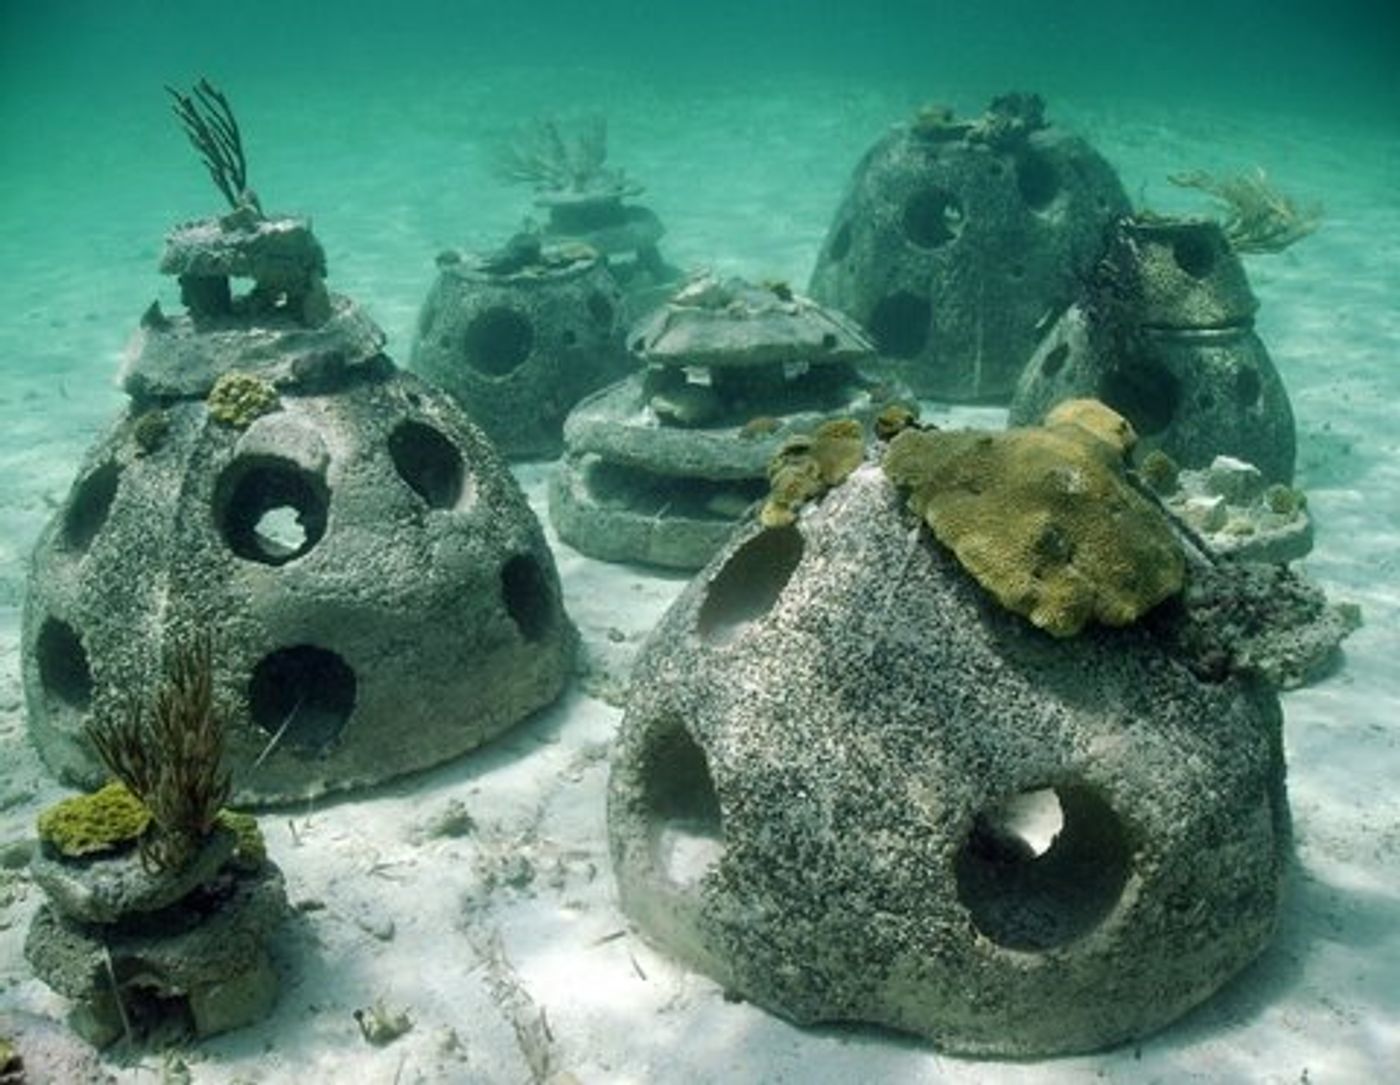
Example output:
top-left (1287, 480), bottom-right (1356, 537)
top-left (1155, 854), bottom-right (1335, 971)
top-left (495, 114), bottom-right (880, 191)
top-left (874, 402), bottom-right (919, 442)
top-left (882, 422), bottom-right (1183, 637)
top-left (1045, 399), bottom-right (1137, 459)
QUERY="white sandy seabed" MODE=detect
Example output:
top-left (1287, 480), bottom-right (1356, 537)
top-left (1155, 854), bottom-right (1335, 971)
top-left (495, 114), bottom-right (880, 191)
top-left (0, 72), bottom-right (1397, 1083)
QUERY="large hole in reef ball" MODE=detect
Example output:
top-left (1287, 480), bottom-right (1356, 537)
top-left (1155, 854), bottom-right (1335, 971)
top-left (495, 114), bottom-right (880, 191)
top-left (1042, 342), bottom-right (1069, 379)
top-left (389, 420), bottom-right (467, 510)
top-left (215, 456), bottom-right (329, 566)
top-left (902, 186), bottom-right (964, 249)
top-left (463, 306), bottom-right (533, 377)
top-left (36, 617), bottom-right (93, 711)
top-left (868, 292), bottom-right (933, 359)
top-left (697, 525), bottom-right (804, 647)
top-left (249, 645), bottom-right (357, 754)
top-left (1172, 226), bottom-right (1219, 279)
top-left (955, 784), bottom-right (1131, 950)
top-left (1016, 150), bottom-right (1060, 211)
top-left (501, 553), bottom-right (555, 643)
top-left (640, 717), bottom-right (725, 886)
top-left (62, 460), bottom-right (120, 552)
top-left (1099, 356), bottom-right (1180, 437)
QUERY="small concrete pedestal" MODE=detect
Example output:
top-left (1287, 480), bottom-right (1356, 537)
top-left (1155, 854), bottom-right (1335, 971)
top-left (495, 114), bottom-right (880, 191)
top-left (25, 830), bottom-right (287, 1047)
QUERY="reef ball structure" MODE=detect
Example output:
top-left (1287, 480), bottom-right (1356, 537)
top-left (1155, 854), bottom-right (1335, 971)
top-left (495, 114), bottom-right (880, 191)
top-left (411, 240), bottom-right (630, 460)
top-left (550, 274), bottom-right (904, 569)
top-left (610, 465), bottom-right (1288, 1056)
top-left (1010, 216), bottom-right (1297, 483)
top-left (809, 93), bottom-right (1130, 402)
top-left (24, 205), bottom-right (574, 805)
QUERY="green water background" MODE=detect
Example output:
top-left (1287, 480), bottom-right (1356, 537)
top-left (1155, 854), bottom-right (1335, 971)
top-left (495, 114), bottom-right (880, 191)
top-left (0, 1), bottom-right (1396, 589)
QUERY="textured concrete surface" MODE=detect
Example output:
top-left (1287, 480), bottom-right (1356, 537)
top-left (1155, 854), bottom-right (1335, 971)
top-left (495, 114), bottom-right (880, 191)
top-left (25, 860), bottom-right (287, 1045)
top-left (809, 97), bottom-right (1128, 402)
top-left (610, 464), bottom-right (1288, 1056)
top-left (1010, 219), bottom-right (1297, 483)
top-left (25, 266), bottom-right (575, 804)
top-left (411, 246), bottom-right (631, 459)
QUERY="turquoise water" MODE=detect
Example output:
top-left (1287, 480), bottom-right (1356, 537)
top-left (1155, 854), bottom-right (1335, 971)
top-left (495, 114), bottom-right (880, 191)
top-left (1, 2), bottom-right (1398, 1081)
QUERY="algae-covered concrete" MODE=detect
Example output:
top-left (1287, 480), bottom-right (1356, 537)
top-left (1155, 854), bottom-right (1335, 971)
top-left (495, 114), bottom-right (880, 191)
top-left (610, 464), bottom-right (1288, 1056)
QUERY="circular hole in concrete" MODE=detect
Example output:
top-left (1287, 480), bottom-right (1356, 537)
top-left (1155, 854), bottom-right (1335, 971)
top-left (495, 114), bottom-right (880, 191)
top-left (249, 645), bottom-right (356, 755)
top-left (1042, 342), bottom-right (1069, 378)
top-left (641, 719), bottom-right (724, 886)
top-left (868, 291), bottom-right (932, 359)
top-left (62, 460), bottom-right (120, 552)
top-left (902, 186), bottom-right (964, 248)
top-left (501, 553), bottom-right (555, 643)
top-left (1235, 365), bottom-right (1262, 406)
top-left (389, 420), bottom-right (465, 509)
top-left (828, 219), bottom-right (853, 262)
top-left (1016, 151), bottom-right (1060, 211)
top-left (215, 457), bottom-right (329, 566)
top-left (1099, 357), bottom-right (1180, 437)
top-left (698, 526), bottom-right (803, 646)
top-left (956, 784), bottom-right (1131, 950)
top-left (1172, 229), bottom-right (1218, 279)
top-left (463, 306), bottom-right (533, 376)
top-left (561, 329), bottom-right (578, 348)
top-left (587, 291), bottom-right (615, 327)
top-left (36, 617), bottom-right (93, 710)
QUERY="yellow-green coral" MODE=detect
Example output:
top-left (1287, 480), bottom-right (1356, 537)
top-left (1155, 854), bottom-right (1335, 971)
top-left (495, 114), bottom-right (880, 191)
top-left (36, 780), bottom-right (152, 859)
top-left (762, 442), bottom-right (822, 529)
top-left (207, 371), bottom-right (279, 428)
top-left (1137, 448), bottom-right (1181, 496)
top-left (1264, 482), bottom-right (1306, 517)
top-left (1045, 398), bottom-right (1137, 456)
top-left (882, 402), bottom-right (1184, 637)
top-left (760, 419), bottom-right (864, 528)
top-left (874, 402), bottom-right (919, 442)
top-left (810, 419), bottom-right (864, 483)
top-left (215, 809), bottom-right (266, 872)
top-left (132, 407), bottom-right (171, 455)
